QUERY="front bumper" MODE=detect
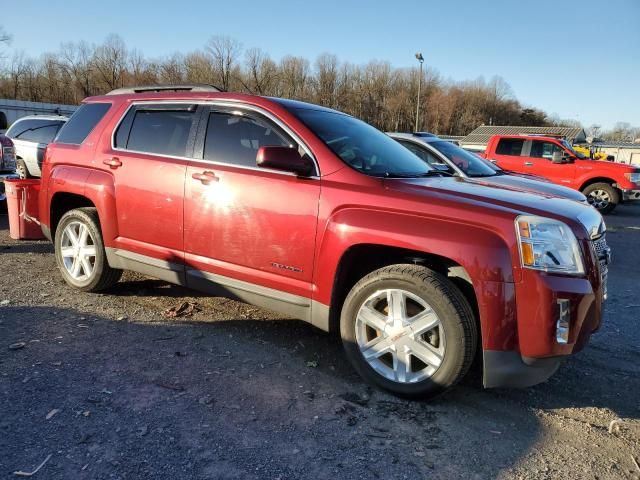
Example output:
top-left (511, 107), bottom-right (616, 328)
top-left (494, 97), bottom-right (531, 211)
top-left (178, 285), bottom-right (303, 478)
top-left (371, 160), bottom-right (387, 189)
top-left (483, 351), bottom-right (562, 388)
top-left (621, 189), bottom-right (640, 201)
top-left (0, 172), bottom-right (19, 202)
top-left (483, 236), bottom-right (608, 389)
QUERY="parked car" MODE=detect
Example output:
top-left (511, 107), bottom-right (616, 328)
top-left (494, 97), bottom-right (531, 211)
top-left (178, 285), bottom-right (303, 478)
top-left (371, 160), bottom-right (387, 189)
top-left (5, 115), bottom-right (68, 178)
top-left (389, 132), bottom-right (588, 203)
top-left (482, 134), bottom-right (640, 213)
top-left (39, 85), bottom-right (610, 398)
top-left (0, 135), bottom-right (18, 205)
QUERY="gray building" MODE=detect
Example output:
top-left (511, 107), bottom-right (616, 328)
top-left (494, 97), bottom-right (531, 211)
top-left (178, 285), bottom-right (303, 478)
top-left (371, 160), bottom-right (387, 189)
top-left (459, 125), bottom-right (587, 151)
top-left (0, 99), bottom-right (78, 131)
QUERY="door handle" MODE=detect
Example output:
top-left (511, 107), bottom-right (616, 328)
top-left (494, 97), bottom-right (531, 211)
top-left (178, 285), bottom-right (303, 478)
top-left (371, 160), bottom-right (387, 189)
top-left (192, 171), bottom-right (219, 184)
top-left (103, 157), bottom-right (122, 169)
top-left (524, 162), bottom-right (534, 166)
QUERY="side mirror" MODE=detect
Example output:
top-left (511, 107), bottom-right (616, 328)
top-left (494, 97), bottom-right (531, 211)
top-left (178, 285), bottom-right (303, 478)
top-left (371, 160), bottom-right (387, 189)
top-left (256, 146), bottom-right (314, 177)
top-left (552, 151), bottom-right (569, 164)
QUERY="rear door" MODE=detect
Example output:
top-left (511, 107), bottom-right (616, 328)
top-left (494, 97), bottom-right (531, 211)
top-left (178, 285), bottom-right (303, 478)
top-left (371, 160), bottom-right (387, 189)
top-left (491, 138), bottom-right (526, 173)
top-left (526, 140), bottom-right (576, 186)
top-left (183, 105), bottom-right (320, 312)
top-left (107, 103), bottom-right (201, 270)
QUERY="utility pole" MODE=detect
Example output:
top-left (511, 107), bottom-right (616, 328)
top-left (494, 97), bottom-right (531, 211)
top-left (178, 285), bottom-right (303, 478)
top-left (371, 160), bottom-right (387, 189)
top-left (415, 52), bottom-right (424, 132)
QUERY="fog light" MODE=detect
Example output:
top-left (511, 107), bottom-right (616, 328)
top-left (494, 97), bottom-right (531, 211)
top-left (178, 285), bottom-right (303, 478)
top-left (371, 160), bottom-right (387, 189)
top-left (556, 299), bottom-right (570, 344)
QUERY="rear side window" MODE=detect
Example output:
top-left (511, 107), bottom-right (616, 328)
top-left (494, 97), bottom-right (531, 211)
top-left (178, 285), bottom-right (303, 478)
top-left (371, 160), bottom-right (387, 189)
top-left (203, 111), bottom-right (292, 167)
top-left (123, 109), bottom-right (196, 157)
top-left (495, 138), bottom-right (524, 156)
top-left (56, 103), bottom-right (111, 145)
top-left (7, 119), bottom-right (65, 143)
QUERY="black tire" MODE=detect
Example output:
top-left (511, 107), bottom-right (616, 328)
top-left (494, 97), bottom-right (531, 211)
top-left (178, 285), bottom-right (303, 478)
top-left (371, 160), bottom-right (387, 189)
top-left (54, 208), bottom-right (122, 292)
top-left (340, 264), bottom-right (478, 398)
top-left (16, 159), bottom-right (31, 179)
top-left (582, 182), bottom-right (619, 214)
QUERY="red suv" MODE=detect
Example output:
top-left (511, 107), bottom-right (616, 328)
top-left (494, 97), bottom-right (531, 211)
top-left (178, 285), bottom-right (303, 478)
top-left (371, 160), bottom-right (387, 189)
top-left (483, 134), bottom-right (640, 213)
top-left (39, 85), bottom-right (610, 398)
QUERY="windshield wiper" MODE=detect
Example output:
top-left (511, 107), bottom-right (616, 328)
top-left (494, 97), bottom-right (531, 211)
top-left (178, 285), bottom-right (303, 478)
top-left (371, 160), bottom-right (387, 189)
top-left (382, 171), bottom-right (454, 178)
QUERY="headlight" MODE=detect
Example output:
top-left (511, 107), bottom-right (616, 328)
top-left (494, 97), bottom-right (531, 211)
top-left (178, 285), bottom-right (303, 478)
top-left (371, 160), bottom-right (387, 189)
top-left (624, 172), bottom-right (640, 184)
top-left (516, 215), bottom-right (585, 275)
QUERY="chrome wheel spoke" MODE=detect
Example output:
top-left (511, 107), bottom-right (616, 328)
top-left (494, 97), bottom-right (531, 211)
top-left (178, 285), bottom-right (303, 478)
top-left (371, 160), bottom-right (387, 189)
top-left (394, 347), bottom-right (412, 383)
top-left (408, 338), bottom-right (443, 368)
top-left (358, 304), bottom-right (388, 332)
top-left (60, 246), bottom-right (75, 258)
top-left (409, 309), bottom-right (439, 335)
top-left (387, 290), bottom-right (406, 322)
top-left (361, 336), bottom-right (394, 360)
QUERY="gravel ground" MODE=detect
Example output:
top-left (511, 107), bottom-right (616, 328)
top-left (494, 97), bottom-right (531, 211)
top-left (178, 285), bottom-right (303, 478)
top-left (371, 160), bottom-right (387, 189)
top-left (1, 204), bottom-right (639, 480)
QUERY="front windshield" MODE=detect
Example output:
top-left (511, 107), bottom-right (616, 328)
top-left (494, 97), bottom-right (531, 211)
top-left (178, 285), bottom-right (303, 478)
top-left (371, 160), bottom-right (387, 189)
top-left (289, 108), bottom-right (434, 177)
top-left (560, 139), bottom-right (586, 159)
top-left (428, 141), bottom-right (499, 177)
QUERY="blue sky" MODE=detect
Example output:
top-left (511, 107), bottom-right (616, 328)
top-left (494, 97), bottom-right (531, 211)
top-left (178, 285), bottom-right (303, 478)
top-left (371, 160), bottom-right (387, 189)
top-left (5, 0), bottom-right (639, 129)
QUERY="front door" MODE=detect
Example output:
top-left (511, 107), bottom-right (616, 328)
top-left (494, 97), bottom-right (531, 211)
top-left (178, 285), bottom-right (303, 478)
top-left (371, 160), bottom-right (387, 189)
top-left (183, 106), bottom-right (320, 314)
top-left (492, 138), bottom-right (527, 174)
top-left (526, 140), bottom-right (576, 186)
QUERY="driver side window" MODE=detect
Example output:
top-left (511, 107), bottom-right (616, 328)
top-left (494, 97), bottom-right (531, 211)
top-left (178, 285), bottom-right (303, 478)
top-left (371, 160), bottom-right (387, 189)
top-left (531, 141), bottom-right (563, 160)
top-left (204, 111), bottom-right (294, 167)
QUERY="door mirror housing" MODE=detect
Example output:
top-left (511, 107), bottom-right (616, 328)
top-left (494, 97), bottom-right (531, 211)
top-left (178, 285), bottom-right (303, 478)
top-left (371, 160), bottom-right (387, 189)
top-left (256, 146), bottom-right (314, 177)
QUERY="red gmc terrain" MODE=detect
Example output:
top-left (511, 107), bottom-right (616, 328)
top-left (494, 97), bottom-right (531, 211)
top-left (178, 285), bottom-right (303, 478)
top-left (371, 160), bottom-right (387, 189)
top-left (39, 85), bottom-right (611, 398)
top-left (483, 134), bottom-right (640, 214)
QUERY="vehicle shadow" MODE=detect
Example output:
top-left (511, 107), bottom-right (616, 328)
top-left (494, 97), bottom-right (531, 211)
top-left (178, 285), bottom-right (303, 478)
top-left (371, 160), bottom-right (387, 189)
top-left (1, 302), bottom-right (636, 479)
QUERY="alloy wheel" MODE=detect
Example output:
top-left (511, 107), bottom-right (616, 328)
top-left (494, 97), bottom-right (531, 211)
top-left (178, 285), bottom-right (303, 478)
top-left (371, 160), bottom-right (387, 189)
top-left (588, 189), bottom-right (611, 210)
top-left (355, 288), bottom-right (445, 384)
top-left (60, 221), bottom-right (97, 281)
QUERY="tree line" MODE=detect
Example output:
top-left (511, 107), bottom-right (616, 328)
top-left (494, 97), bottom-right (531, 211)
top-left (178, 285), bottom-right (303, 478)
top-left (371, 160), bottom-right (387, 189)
top-left (0, 31), bottom-right (635, 139)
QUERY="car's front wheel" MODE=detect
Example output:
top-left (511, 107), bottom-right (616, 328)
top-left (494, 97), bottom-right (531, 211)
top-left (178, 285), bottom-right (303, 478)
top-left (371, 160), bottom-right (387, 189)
top-left (54, 208), bottom-right (122, 292)
top-left (340, 264), bottom-right (477, 398)
top-left (583, 182), bottom-right (619, 214)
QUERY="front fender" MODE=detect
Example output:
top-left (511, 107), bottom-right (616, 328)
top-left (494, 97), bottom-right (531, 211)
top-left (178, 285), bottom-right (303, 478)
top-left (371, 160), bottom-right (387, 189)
top-left (313, 208), bottom-right (519, 351)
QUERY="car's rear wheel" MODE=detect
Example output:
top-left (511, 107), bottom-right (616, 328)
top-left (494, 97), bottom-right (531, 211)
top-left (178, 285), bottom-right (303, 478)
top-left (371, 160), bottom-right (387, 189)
top-left (583, 182), bottom-right (619, 214)
top-left (54, 208), bottom-right (122, 292)
top-left (340, 264), bottom-right (477, 398)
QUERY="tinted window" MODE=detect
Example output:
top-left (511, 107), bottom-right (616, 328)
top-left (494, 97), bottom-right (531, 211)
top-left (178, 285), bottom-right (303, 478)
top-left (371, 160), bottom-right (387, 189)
top-left (7, 119), bottom-right (64, 143)
top-left (495, 138), bottom-right (524, 156)
top-left (204, 111), bottom-right (292, 167)
top-left (56, 103), bottom-right (111, 145)
top-left (397, 140), bottom-right (453, 173)
top-left (290, 108), bottom-right (433, 177)
top-left (429, 141), bottom-right (498, 177)
top-left (126, 110), bottom-right (195, 157)
top-left (530, 141), bottom-right (563, 160)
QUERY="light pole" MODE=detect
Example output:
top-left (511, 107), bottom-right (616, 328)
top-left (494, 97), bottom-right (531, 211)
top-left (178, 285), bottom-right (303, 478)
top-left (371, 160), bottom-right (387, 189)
top-left (415, 52), bottom-right (424, 132)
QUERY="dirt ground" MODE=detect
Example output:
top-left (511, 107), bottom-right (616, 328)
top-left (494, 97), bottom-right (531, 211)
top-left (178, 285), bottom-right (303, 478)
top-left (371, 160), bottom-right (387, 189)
top-left (1, 204), bottom-right (639, 480)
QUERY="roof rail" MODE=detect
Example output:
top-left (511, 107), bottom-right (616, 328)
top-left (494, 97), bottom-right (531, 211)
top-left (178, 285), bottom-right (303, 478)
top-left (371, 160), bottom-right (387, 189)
top-left (106, 84), bottom-right (223, 95)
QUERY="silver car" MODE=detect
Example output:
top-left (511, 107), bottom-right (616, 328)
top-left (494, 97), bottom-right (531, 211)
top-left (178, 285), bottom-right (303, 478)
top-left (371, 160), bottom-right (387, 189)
top-left (5, 115), bottom-right (68, 178)
top-left (388, 132), bottom-right (588, 203)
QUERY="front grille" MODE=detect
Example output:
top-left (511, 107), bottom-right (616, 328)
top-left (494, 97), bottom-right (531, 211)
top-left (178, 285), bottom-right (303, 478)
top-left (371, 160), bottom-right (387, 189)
top-left (592, 236), bottom-right (608, 263)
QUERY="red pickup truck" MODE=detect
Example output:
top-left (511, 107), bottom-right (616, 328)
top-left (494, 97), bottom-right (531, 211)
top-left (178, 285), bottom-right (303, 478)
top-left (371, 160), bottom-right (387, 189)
top-left (38, 85), bottom-right (609, 398)
top-left (483, 134), bottom-right (640, 213)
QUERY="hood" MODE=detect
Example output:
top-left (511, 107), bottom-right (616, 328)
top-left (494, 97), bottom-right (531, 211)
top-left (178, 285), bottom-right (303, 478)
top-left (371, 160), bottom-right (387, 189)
top-left (385, 176), bottom-right (602, 239)
top-left (466, 173), bottom-right (587, 202)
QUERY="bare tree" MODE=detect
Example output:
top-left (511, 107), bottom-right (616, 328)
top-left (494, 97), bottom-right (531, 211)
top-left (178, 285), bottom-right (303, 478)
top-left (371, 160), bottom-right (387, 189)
top-left (206, 36), bottom-right (241, 91)
top-left (92, 34), bottom-right (128, 90)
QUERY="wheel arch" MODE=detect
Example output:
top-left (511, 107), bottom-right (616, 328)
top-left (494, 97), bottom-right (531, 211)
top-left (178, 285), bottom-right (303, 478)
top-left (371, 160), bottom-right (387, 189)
top-left (579, 176), bottom-right (619, 191)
